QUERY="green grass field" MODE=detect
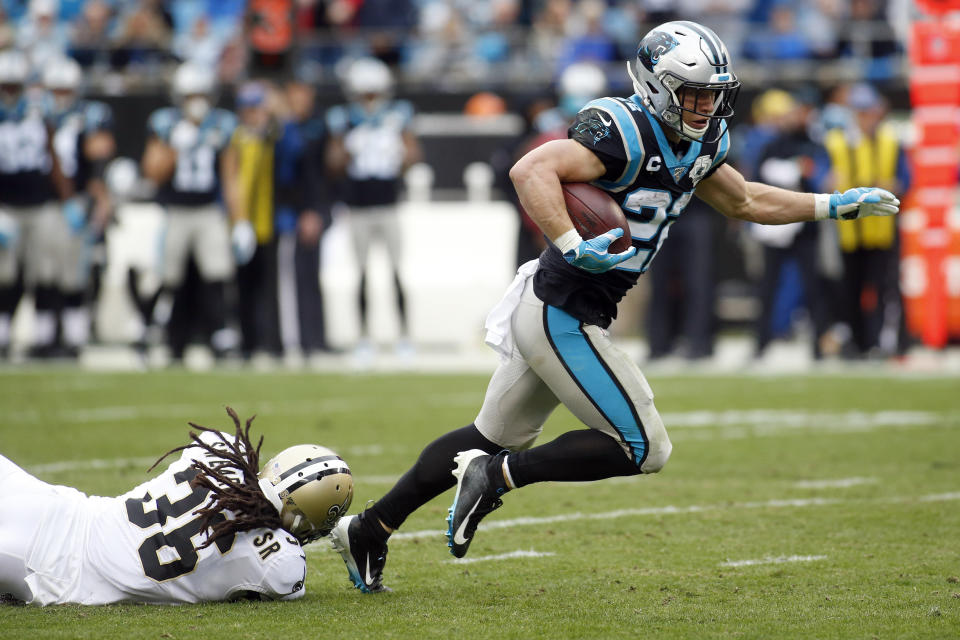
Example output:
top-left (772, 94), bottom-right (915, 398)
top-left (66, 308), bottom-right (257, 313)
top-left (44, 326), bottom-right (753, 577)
top-left (1, 368), bottom-right (958, 639)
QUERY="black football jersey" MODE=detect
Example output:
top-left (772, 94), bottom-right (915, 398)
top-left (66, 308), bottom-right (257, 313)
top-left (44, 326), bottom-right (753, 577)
top-left (533, 95), bottom-right (731, 328)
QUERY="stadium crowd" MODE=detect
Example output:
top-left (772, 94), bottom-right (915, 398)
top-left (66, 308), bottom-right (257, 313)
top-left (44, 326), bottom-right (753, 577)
top-left (0, 0), bottom-right (907, 84)
top-left (0, 0), bottom-right (925, 368)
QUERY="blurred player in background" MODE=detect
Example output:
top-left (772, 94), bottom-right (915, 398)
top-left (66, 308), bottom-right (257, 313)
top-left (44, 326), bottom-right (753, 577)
top-left (43, 55), bottom-right (116, 358)
top-left (325, 57), bottom-right (422, 366)
top-left (0, 49), bottom-right (72, 361)
top-left (141, 62), bottom-right (237, 363)
top-left (0, 407), bottom-right (353, 605)
top-left (330, 21), bottom-right (901, 593)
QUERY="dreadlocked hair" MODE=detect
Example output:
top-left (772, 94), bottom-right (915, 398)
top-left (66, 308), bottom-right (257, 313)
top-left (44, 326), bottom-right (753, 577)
top-left (150, 406), bottom-right (283, 550)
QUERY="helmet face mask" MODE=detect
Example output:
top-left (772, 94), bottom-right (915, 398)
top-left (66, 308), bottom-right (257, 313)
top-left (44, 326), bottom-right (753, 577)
top-left (629, 21), bottom-right (740, 143)
top-left (258, 445), bottom-right (354, 545)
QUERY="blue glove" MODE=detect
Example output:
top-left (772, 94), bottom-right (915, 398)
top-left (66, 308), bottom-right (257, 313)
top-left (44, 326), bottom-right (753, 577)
top-left (561, 228), bottom-right (636, 274)
top-left (62, 198), bottom-right (87, 234)
top-left (828, 187), bottom-right (900, 221)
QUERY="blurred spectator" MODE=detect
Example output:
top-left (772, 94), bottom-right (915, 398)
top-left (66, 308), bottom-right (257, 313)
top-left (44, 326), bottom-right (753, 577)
top-left (16, 0), bottom-right (69, 69)
top-left (275, 74), bottom-right (333, 359)
top-left (324, 57), bottom-right (421, 366)
top-left (68, 0), bottom-right (114, 69)
top-left (748, 89), bottom-right (833, 361)
top-left (246, 0), bottom-right (294, 75)
top-left (555, 0), bottom-right (616, 74)
top-left (172, 15), bottom-right (223, 71)
top-left (112, 0), bottom-right (172, 69)
top-left (528, 0), bottom-right (571, 75)
top-left (824, 82), bottom-right (911, 358)
top-left (838, 0), bottom-right (900, 80)
top-left (742, 3), bottom-right (813, 61)
top-left (645, 199), bottom-right (718, 362)
top-left (353, 0), bottom-right (417, 66)
top-left (730, 89), bottom-right (796, 181)
top-left (0, 6), bottom-right (15, 50)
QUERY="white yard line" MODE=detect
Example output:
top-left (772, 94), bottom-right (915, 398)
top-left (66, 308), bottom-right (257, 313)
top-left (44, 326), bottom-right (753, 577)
top-left (29, 456), bottom-right (160, 474)
top-left (388, 492), bottom-right (960, 542)
top-left (5, 392), bottom-right (483, 425)
top-left (793, 477), bottom-right (878, 489)
top-left (448, 549), bottom-right (556, 564)
top-left (720, 555), bottom-right (827, 568)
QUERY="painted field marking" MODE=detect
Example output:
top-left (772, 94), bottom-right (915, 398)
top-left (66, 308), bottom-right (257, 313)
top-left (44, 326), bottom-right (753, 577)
top-left (448, 550), bottom-right (556, 565)
top-left (5, 392), bottom-right (483, 425)
top-left (387, 491), bottom-right (960, 543)
top-left (793, 477), bottom-right (878, 489)
top-left (720, 555), bottom-right (827, 568)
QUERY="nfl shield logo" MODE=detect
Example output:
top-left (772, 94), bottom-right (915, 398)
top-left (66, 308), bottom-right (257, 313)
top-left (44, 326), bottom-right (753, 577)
top-left (673, 166), bottom-right (688, 181)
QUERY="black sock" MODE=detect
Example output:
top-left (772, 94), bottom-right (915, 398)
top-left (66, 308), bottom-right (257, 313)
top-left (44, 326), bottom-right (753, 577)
top-left (371, 424), bottom-right (503, 531)
top-left (507, 429), bottom-right (641, 488)
top-left (357, 509), bottom-right (390, 543)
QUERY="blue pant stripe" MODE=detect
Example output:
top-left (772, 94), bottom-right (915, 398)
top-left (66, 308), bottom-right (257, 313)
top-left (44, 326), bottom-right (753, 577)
top-left (543, 305), bottom-right (648, 465)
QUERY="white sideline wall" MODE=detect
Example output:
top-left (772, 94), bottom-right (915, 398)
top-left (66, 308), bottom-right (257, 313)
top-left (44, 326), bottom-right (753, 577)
top-left (90, 200), bottom-right (520, 351)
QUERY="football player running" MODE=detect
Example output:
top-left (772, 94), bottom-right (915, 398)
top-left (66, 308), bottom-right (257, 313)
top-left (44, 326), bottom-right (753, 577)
top-left (0, 408), bottom-right (353, 605)
top-left (330, 21), bottom-right (900, 592)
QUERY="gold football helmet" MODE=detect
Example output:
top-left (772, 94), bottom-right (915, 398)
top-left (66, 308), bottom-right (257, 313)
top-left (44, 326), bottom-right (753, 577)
top-left (258, 445), bottom-right (354, 544)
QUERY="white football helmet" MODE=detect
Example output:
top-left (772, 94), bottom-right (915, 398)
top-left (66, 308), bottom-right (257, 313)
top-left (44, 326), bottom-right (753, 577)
top-left (43, 56), bottom-right (82, 91)
top-left (342, 57), bottom-right (393, 99)
top-left (171, 62), bottom-right (215, 99)
top-left (258, 444), bottom-right (354, 544)
top-left (628, 21), bottom-right (740, 142)
top-left (558, 62), bottom-right (607, 118)
top-left (0, 49), bottom-right (28, 85)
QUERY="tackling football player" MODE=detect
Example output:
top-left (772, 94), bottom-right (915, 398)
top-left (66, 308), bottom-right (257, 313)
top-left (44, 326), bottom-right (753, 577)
top-left (330, 21), bottom-right (900, 592)
top-left (0, 408), bottom-right (353, 605)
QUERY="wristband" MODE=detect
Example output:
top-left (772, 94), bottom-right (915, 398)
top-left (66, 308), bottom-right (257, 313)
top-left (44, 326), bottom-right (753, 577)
top-left (813, 193), bottom-right (832, 221)
top-left (553, 228), bottom-right (583, 254)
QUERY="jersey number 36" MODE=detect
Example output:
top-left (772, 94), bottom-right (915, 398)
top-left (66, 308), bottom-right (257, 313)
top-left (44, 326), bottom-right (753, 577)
top-left (125, 469), bottom-right (235, 582)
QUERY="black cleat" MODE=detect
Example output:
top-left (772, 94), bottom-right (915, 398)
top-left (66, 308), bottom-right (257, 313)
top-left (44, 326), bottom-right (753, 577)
top-left (446, 449), bottom-right (508, 558)
top-left (330, 514), bottom-right (391, 593)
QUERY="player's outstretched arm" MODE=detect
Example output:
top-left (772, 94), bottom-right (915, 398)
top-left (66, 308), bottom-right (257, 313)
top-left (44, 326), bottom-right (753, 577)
top-left (510, 139), bottom-right (635, 272)
top-left (695, 163), bottom-right (900, 224)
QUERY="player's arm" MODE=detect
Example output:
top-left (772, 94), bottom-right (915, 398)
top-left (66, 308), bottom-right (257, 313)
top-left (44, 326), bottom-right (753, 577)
top-left (220, 143), bottom-right (242, 224)
top-left (324, 134), bottom-right (348, 177)
top-left (45, 123), bottom-right (73, 201)
top-left (508, 138), bottom-right (606, 243)
top-left (83, 122), bottom-right (117, 234)
top-left (401, 130), bottom-right (422, 170)
top-left (509, 138), bottom-right (635, 272)
top-left (696, 163), bottom-right (900, 223)
top-left (141, 135), bottom-right (176, 184)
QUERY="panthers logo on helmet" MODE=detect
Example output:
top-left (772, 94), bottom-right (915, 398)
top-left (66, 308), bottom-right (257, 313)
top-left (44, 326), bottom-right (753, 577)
top-left (637, 31), bottom-right (679, 72)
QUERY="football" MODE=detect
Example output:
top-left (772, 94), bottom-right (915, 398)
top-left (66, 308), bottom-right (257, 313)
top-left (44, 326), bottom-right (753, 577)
top-left (561, 183), bottom-right (632, 253)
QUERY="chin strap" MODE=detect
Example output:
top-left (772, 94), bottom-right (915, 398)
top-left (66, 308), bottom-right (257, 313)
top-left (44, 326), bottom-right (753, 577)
top-left (258, 478), bottom-right (284, 515)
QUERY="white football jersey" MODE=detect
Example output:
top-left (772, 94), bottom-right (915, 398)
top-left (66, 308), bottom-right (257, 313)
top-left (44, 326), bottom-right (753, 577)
top-left (22, 431), bottom-right (306, 605)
